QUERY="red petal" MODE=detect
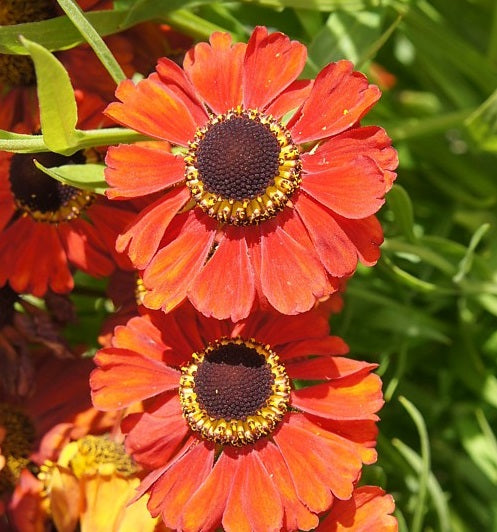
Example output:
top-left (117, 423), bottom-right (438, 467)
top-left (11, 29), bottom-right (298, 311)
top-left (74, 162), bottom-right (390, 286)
top-left (253, 219), bottom-right (329, 314)
top-left (143, 211), bottom-right (217, 313)
top-left (90, 347), bottom-right (180, 410)
top-left (188, 227), bottom-right (255, 321)
top-left (302, 156), bottom-right (385, 219)
top-left (288, 60), bottom-right (381, 144)
top-left (265, 79), bottom-right (313, 119)
top-left (223, 450), bottom-right (283, 532)
top-left (258, 442), bottom-right (319, 531)
top-left (292, 373), bottom-right (384, 420)
top-left (333, 214), bottom-right (384, 266)
top-left (105, 75), bottom-right (201, 146)
top-left (273, 418), bottom-right (334, 513)
top-left (183, 32), bottom-right (246, 114)
top-left (111, 314), bottom-right (166, 360)
top-left (151, 443), bottom-right (214, 530)
top-left (0, 218), bottom-right (73, 296)
top-left (243, 26), bottom-right (307, 110)
top-left (116, 186), bottom-right (190, 269)
top-left (124, 396), bottom-right (189, 469)
top-left (59, 219), bottom-right (114, 277)
top-left (275, 415), bottom-right (363, 503)
top-left (295, 193), bottom-right (358, 277)
top-left (281, 336), bottom-right (350, 360)
top-left (105, 143), bottom-right (184, 199)
top-left (303, 126), bottom-right (398, 192)
top-left (156, 57), bottom-right (208, 126)
top-left (317, 486), bottom-right (397, 531)
top-left (181, 450), bottom-right (235, 532)
top-left (288, 356), bottom-right (377, 381)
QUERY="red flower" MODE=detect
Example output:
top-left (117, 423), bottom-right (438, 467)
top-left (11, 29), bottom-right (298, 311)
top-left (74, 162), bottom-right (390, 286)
top-left (105, 26), bottom-right (398, 320)
top-left (0, 147), bottom-right (134, 296)
top-left (316, 486), bottom-right (398, 531)
top-left (91, 304), bottom-right (384, 531)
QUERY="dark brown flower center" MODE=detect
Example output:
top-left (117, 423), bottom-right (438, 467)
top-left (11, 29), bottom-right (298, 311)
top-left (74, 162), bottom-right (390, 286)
top-left (9, 152), bottom-right (94, 222)
top-left (196, 117), bottom-right (281, 201)
top-left (0, 0), bottom-right (57, 87)
top-left (0, 403), bottom-right (36, 493)
top-left (0, 283), bottom-right (18, 329)
top-left (194, 342), bottom-right (273, 421)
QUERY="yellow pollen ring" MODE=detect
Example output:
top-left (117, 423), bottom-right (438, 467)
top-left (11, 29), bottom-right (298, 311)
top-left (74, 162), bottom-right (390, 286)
top-left (179, 337), bottom-right (291, 447)
top-left (184, 108), bottom-right (302, 226)
top-left (16, 189), bottom-right (95, 224)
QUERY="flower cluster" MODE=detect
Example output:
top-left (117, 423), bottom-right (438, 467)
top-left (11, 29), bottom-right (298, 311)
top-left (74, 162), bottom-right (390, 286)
top-left (0, 3), bottom-right (398, 530)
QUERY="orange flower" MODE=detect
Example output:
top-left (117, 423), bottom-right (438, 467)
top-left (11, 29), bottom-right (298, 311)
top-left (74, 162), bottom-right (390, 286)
top-left (104, 26), bottom-right (398, 320)
top-left (316, 486), bottom-right (398, 531)
top-left (91, 304), bottom-right (384, 531)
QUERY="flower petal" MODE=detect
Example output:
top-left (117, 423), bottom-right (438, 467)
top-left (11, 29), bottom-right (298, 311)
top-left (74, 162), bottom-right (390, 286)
top-left (111, 314), bottom-right (166, 360)
top-left (243, 26), bottom-right (307, 110)
top-left (316, 486), bottom-right (397, 531)
top-left (252, 219), bottom-right (329, 314)
top-left (116, 186), bottom-right (191, 269)
top-left (275, 414), bottom-right (363, 503)
top-left (156, 57), bottom-right (209, 125)
top-left (150, 442), bottom-right (214, 530)
top-left (183, 32), bottom-right (246, 114)
top-left (123, 396), bottom-right (190, 469)
top-left (223, 449), bottom-right (283, 532)
top-left (292, 373), bottom-right (384, 420)
top-left (295, 193), bottom-right (358, 277)
top-left (143, 211), bottom-right (217, 313)
top-left (258, 442), bottom-right (319, 531)
top-left (288, 60), bottom-right (381, 144)
top-left (181, 449), bottom-right (235, 532)
top-left (188, 227), bottom-right (255, 321)
top-left (287, 357), bottom-right (377, 381)
top-left (302, 126), bottom-right (398, 192)
top-left (105, 76), bottom-right (200, 146)
top-left (90, 347), bottom-right (181, 410)
top-left (105, 143), bottom-right (185, 199)
top-left (302, 156), bottom-right (385, 219)
top-left (333, 214), bottom-right (384, 266)
top-left (265, 79), bottom-right (313, 119)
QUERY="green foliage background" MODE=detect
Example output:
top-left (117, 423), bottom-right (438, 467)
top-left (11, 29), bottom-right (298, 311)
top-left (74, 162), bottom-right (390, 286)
top-left (2, 0), bottom-right (497, 530)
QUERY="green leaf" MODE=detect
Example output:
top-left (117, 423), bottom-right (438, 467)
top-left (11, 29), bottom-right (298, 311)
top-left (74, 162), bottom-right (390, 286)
top-left (20, 36), bottom-right (79, 154)
top-left (33, 160), bottom-right (107, 194)
top-left (0, 130), bottom-right (48, 153)
top-left (386, 184), bottom-right (416, 242)
top-left (305, 9), bottom-right (384, 75)
top-left (57, 0), bottom-right (126, 85)
top-left (466, 88), bottom-right (497, 152)
top-left (453, 223), bottom-right (490, 283)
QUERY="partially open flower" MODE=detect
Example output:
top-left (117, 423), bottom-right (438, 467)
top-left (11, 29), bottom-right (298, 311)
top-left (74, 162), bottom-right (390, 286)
top-left (105, 26), bottom-right (398, 320)
top-left (91, 303), bottom-right (384, 531)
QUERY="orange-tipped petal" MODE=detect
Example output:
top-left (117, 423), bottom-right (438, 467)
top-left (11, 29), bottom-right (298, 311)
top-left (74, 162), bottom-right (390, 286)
top-left (243, 26), bottom-right (307, 110)
top-left (288, 60), bottom-right (381, 144)
top-left (105, 143), bottom-right (184, 199)
top-left (91, 348), bottom-right (181, 410)
top-left (188, 227), bottom-right (255, 321)
top-left (183, 32), bottom-right (246, 114)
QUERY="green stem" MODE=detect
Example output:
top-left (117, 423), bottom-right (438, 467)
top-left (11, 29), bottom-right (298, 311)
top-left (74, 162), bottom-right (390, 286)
top-left (56, 0), bottom-right (126, 84)
top-left (387, 109), bottom-right (474, 142)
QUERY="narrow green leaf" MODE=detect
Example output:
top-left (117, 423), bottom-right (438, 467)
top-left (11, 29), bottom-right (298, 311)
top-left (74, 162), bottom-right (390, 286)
top-left (453, 223), bottom-right (490, 283)
top-left (34, 160), bottom-right (107, 194)
top-left (397, 396), bottom-right (431, 532)
top-left (392, 439), bottom-right (451, 532)
top-left (20, 36), bottom-right (79, 154)
top-left (466, 88), bottom-right (497, 152)
top-left (56, 0), bottom-right (126, 85)
top-left (386, 184), bottom-right (416, 242)
top-left (239, 0), bottom-right (381, 10)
